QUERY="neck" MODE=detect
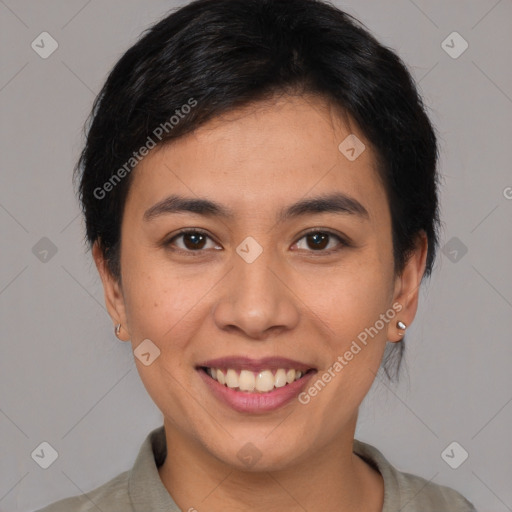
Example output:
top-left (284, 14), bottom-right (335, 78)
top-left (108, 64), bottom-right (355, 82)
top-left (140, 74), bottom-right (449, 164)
top-left (157, 418), bottom-right (384, 512)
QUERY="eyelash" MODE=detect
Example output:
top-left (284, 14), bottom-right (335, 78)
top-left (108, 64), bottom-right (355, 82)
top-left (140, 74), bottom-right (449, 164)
top-left (164, 228), bottom-right (350, 256)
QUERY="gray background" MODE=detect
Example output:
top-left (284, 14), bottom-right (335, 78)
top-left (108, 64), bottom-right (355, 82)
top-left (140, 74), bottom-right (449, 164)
top-left (0, 1), bottom-right (511, 511)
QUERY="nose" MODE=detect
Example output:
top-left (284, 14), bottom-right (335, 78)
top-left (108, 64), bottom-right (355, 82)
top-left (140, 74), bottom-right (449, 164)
top-left (212, 244), bottom-right (300, 340)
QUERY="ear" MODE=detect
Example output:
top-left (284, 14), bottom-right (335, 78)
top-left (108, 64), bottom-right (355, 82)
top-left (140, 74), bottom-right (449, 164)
top-left (92, 241), bottom-right (130, 341)
top-left (387, 231), bottom-right (428, 342)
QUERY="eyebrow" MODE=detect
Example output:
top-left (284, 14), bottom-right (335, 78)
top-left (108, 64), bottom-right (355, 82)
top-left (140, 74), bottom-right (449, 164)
top-left (143, 192), bottom-right (369, 222)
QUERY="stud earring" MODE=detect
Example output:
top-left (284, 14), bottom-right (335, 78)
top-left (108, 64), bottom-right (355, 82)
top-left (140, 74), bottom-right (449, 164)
top-left (397, 320), bottom-right (407, 331)
top-left (115, 323), bottom-right (122, 338)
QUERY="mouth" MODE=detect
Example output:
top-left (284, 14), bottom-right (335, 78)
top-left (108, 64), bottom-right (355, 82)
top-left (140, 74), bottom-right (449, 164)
top-left (199, 366), bottom-right (315, 393)
top-left (196, 357), bottom-right (317, 413)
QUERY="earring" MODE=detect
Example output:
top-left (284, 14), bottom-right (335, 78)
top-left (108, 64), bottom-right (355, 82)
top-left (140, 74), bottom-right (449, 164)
top-left (397, 320), bottom-right (407, 331)
top-left (115, 323), bottom-right (122, 338)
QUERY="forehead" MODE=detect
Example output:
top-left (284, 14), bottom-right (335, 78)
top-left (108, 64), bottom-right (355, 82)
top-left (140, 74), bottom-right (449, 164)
top-left (126, 94), bottom-right (388, 222)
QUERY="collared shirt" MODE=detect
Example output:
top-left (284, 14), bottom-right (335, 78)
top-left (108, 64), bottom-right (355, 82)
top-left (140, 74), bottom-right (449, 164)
top-left (35, 425), bottom-right (477, 511)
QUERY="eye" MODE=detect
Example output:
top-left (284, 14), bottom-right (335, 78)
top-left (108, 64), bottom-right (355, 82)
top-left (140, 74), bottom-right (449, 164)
top-left (164, 228), bottom-right (349, 255)
top-left (165, 229), bottom-right (221, 253)
top-left (293, 230), bottom-right (347, 253)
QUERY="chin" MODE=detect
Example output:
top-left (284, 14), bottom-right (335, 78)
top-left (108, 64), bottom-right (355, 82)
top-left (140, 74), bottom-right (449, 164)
top-left (203, 428), bottom-right (312, 473)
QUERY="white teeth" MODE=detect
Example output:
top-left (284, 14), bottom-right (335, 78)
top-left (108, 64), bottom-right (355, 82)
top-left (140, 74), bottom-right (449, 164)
top-left (205, 367), bottom-right (307, 392)
top-left (239, 370), bottom-right (255, 391)
top-left (274, 368), bottom-right (287, 388)
top-left (225, 369), bottom-right (238, 389)
top-left (255, 370), bottom-right (274, 392)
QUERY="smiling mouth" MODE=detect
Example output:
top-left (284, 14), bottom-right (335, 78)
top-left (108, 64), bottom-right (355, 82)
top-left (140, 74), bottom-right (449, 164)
top-left (199, 366), bottom-right (316, 393)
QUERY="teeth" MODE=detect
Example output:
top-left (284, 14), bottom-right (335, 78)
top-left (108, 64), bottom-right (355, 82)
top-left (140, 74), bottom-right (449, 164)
top-left (239, 370), bottom-right (255, 391)
top-left (274, 369), bottom-right (287, 388)
top-left (255, 370), bottom-right (274, 392)
top-left (286, 369), bottom-right (296, 384)
top-left (225, 369), bottom-right (238, 389)
top-left (205, 367), bottom-right (307, 393)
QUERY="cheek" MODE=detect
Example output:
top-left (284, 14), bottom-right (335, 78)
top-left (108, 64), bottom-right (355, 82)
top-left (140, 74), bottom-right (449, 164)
top-left (296, 257), bottom-right (394, 338)
top-left (295, 257), bottom-right (394, 401)
top-left (291, 264), bottom-right (395, 445)
top-left (122, 262), bottom-right (206, 347)
top-left (119, 255), bottom-right (210, 420)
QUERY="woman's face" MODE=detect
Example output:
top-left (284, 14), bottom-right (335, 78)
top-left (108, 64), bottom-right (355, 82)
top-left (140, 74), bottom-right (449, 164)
top-left (96, 94), bottom-right (424, 471)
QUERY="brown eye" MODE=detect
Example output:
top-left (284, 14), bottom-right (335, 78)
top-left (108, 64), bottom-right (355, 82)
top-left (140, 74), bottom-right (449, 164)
top-left (166, 230), bottom-right (220, 252)
top-left (306, 232), bottom-right (329, 250)
top-left (182, 232), bottom-right (207, 250)
top-left (294, 230), bottom-right (346, 252)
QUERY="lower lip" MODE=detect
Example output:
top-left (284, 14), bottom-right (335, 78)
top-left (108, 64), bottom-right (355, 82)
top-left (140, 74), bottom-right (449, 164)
top-left (198, 368), bottom-right (316, 413)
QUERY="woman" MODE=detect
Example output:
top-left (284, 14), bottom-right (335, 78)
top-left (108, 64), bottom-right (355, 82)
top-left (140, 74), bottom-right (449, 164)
top-left (37, 0), bottom-right (477, 510)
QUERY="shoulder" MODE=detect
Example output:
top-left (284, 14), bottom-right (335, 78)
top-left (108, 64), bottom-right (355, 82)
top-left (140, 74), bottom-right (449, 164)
top-left (33, 470), bottom-right (131, 512)
top-left (353, 439), bottom-right (478, 512)
top-left (393, 469), bottom-right (477, 511)
top-left (34, 424), bottom-right (177, 512)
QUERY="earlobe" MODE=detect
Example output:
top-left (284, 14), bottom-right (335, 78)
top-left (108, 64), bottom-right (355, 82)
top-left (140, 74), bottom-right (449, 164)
top-left (114, 322), bottom-right (130, 342)
top-left (387, 314), bottom-right (407, 343)
top-left (388, 232), bottom-right (428, 342)
top-left (92, 241), bottom-right (130, 341)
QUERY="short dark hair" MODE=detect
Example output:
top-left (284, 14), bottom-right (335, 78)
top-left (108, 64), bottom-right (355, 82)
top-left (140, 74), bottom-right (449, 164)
top-left (75, 0), bottom-right (440, 381)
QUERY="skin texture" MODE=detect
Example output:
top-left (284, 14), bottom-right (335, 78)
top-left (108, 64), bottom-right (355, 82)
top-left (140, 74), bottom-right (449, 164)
top-left (93, 94), bottom-right (427, 511)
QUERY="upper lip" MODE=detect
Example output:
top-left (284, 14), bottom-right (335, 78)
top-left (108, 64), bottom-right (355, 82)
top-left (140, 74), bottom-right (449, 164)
top-left (197, 356), bottom-right (316, 373)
